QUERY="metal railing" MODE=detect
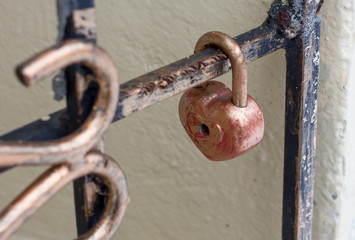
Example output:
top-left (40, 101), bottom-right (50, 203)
top-left (0, 0), bottom-right (322, 239)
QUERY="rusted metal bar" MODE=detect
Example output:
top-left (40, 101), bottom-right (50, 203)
top-left (0, 21), bottom-right (285, 145)
top-left (55, 0), bottom-right (108, 236)
top-left (116, 23), bottom-right (285, 120)
top-left (282, 0), bottom-right (321, 239)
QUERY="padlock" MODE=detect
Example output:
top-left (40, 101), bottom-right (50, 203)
top-left (179, 31), bottom-right (264, 161)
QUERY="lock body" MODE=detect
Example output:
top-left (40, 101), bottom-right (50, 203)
top-left (179, 81), bottom-right (264, 161)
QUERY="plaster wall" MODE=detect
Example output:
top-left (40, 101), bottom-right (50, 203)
top-left (0, 1), bottom-right (352, 240)
top-left (313, 1), bottom-right (355, 239)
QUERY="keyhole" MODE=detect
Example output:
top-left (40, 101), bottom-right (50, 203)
top-left (199, 124), bottom-right (210, 137)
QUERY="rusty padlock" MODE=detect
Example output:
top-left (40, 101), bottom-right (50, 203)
top-left (179, 31), bottom-right (264, 161)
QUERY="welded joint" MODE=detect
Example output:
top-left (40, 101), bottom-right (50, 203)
top-left (268, 1), bottom-right (302, 39)
top-left (269, 0), bottom-right (323, 39)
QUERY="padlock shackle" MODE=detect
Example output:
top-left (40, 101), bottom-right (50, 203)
top-left (194, 31), bottom-right (248, 108)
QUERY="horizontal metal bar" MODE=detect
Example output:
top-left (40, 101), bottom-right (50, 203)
top-left (116, 23), bottom-right (285, 120)
top-left (0, 22), bottom-right (285, 147)
top-left (0, 110), bottom-right (67, 173)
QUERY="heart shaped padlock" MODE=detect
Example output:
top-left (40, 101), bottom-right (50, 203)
top-left (179, 31), bottom-right (264, 161)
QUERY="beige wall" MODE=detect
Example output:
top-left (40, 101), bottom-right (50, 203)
top-left (0, 1), bottom-right (353, 240)
top-left (313, 1), bottom-right (355, 239)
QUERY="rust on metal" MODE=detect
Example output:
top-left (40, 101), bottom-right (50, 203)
top-left (0, 24), bottom-right (285, 143)
top-left (316, 0), bottom-right (324, 15)
top-left (70, 8), bottom-right (97, 40)
top-left (135, 53), bottom-right (228, 94)
top-left (56, 2), bottom-right (108, 235)
top-left (276, 9), bottom-right (291, 29)
top-left (117, 24), bottom-right (286, 120)
top-left (282, 0), bottom-right (321, 239)
top-left (0, 40), bottom-right (128, 239)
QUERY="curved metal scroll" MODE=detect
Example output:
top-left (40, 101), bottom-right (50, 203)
top-left (0, 40), bottom-right (128, 239)
top-left (0, 40), bottom-right (119, 167)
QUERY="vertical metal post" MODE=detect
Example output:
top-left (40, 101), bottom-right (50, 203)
top-left (56, 0), bottom-right (107, 236)
top-left (282, 0), bottom-right (321, 239)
